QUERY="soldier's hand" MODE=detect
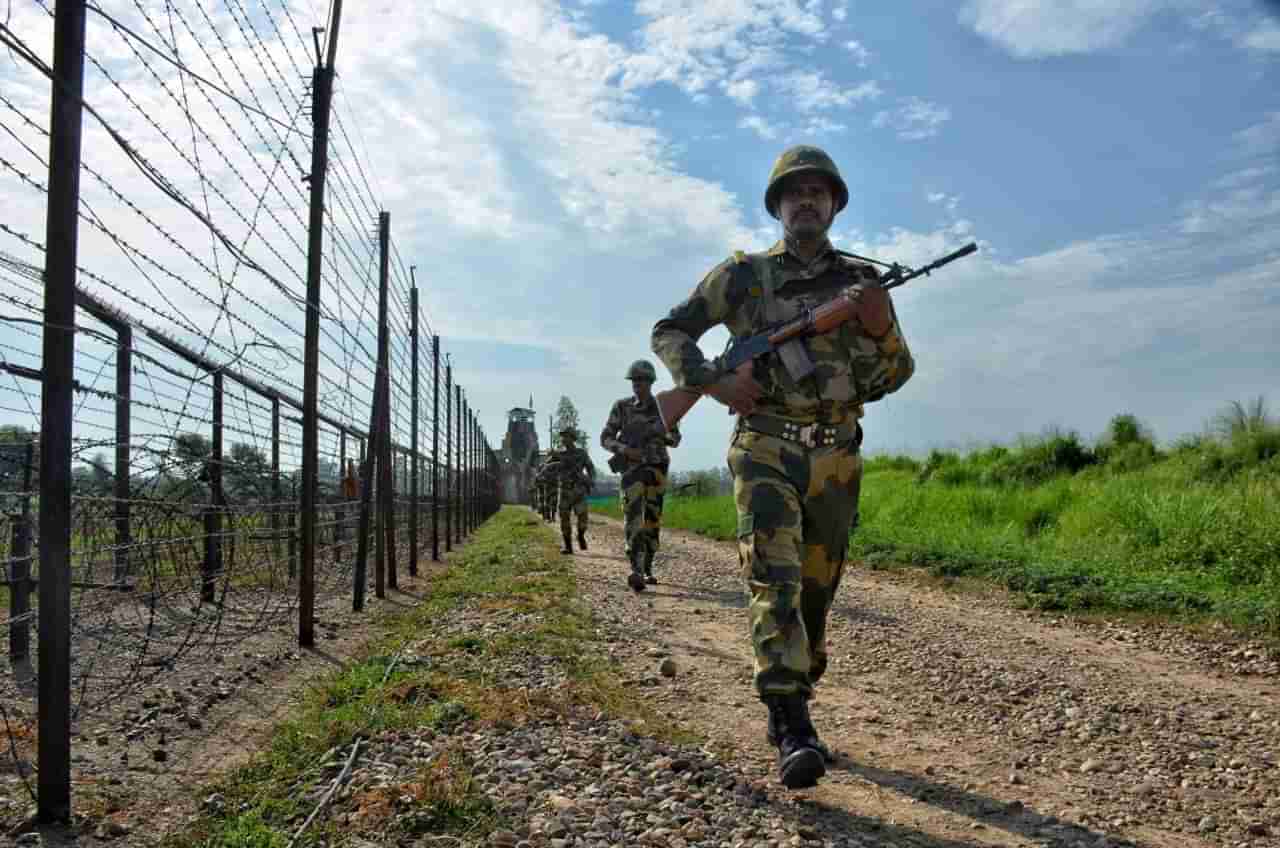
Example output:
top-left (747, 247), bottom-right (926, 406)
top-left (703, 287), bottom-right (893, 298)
top-left (853, 284), bottom-right (893, 337)
top-left (705, 362), bottom-right (763, 416)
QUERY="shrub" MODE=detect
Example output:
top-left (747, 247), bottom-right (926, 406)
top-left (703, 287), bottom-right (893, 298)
top-left (865, 454), bottom-right (921, 473)
top-left (985, 432), bottom-right (1098, 485)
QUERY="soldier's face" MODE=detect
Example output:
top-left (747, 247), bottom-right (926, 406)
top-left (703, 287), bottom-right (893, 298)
top-left (779, 174), bottom-right (834, 239)
top-left (631, 378), bottom-right (653, 402)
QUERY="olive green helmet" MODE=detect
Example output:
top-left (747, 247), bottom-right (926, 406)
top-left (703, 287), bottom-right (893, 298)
top-left (625, 359), bottom-right (657, 382)
top-left (764, 145), bottom-right (849, 220)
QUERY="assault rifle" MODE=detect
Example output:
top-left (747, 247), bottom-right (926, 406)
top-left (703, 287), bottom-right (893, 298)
top-left (655, 242), bottom-right (977, 431)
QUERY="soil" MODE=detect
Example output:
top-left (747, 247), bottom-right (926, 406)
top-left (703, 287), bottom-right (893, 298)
top-left (573, 515), bottom-right (1280, 848)
top-left (1, 553), bottom-right (455, 847)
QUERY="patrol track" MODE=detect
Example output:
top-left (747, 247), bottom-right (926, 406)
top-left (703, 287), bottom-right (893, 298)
top-left (575, 516), bottom-right (1279, 848)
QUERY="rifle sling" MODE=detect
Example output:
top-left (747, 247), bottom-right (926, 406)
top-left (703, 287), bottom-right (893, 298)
top-left (736, 253), bottom-right (816, 382)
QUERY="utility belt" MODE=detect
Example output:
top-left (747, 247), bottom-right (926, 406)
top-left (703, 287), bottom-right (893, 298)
top-left (741, 413), bottom-right (861, 450)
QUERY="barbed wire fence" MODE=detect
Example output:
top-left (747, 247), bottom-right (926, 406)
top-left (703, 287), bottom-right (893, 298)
top-left (0, 0), bottom-right (502, 822)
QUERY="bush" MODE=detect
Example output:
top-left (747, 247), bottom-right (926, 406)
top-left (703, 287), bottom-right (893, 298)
top-left (915, 449), bottom-right (960, 483)
top-left (1104, 440), bottom-right (1160, 473)
top-left (865, 454), bottom-right (921, 473)
top-left (984, 432), bottom-right (1098, 485)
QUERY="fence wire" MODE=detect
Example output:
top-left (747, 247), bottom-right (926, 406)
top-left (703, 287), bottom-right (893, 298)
top-left (0, 0), bottom-right (502, 809)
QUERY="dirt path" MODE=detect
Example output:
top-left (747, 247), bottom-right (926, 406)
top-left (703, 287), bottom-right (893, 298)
top-left (573, 515), bottom-right (1279, 848)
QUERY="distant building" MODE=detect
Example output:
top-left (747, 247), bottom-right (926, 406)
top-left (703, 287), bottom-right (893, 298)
top-left (499, 402), bottom-right (540, 504)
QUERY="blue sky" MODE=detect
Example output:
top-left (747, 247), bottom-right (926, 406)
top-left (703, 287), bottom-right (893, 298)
top-left (1, 0), bottom-right (1278, 475)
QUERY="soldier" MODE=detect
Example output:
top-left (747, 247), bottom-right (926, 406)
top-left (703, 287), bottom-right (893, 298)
top-left (538, 451), bottom-right (560, 522)
top-left (651, 145), bottom-right (914, 790)
top-left (552, 427), bottom-right (595, 554)
top-left (527, 456), bottom-right (541, 514)
top-left (600, 359), bottom-right (681, 591)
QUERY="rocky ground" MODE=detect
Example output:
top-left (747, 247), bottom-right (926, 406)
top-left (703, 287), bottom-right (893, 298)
top-left (569, 515), bottom-right (1279, 848)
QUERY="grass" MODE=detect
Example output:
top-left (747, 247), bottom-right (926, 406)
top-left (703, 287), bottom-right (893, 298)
top-left (167, 506), bottom-right (694, 848)
top-left (592, 416), bottom-right (1280, 637)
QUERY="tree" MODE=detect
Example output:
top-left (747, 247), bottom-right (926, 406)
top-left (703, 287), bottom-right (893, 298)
top-left (225, 442), bottom-right (270, 502)
top-left (71, 451), bottom-right (113, 495)
top-left (552, 395), bottom-right (588, 450)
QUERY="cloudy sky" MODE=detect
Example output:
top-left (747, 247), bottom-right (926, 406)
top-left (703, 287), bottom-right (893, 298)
top-left (2, 0), bottom-right (1279, 475)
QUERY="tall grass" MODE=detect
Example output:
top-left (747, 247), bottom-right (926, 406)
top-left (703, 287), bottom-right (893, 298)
top-left (594, 402), bottom-right (1280, 635)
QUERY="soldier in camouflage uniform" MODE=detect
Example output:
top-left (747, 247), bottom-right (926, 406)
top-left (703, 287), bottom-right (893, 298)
top-left (600, 359), bottom-right (681, 591)
top-left (651, 145), bottom-right (914, 790)
top-left (552, 428), bottom-right (595, 554)
top-left (527, 454), bottom-right (542, 514)
top-left (535, 452), bottom-right (559, 522)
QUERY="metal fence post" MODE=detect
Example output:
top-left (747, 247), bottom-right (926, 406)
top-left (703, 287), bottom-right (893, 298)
top-left (376, 211), bottom-right (394, 596)
top-left (410, 281), bottom-right (419, 577)
top-left (444, 362), bottom-right (452, 553)
top-left (432, 336), bottom-right (440, 561)
top-left (38, 0), bottom-right (88, 820)
top-left (113, 323), bottom-right (131, 584)
top-left (455, 387), bottom-right (463, 545)
top-left (204, 370), bottom-right (223, 603)
top-left (271, 398), bottom-right (281, 573)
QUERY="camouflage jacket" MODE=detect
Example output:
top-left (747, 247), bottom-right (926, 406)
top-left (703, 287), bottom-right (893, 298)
top-left (550, 447), bottom-right (595, 493)
top-left (600, 395), bottom-right (681, 467)
top-left (651, 237), bottom-right (914, 422)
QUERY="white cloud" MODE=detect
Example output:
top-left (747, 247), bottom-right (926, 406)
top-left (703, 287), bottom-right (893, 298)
top-left (621, 0), bottom-right (827, 94)
top-left (722, 77), bottom-right (760, 106)
top-left (959, 0), bottom-right (1168, 58)
top-left (1180, 186), bottom-right (1280, 233)
top-left (779, 72), bottom-right (881, 112)
top-left (1212, 165), bottom-right (1277, 189)
top-left (832, 5), bottom-right (849, 22)
top-left (872, 97), bottom-right (951, 140)
top-left (843, 39), bottom-right (871, 66)
top-left (1241, 19), bottom-right (1280, 50)
top-left (1232, 111), bottom-right (1280, 157)
top-left (739, 114), bottom-right (781, 140)
top-left (927, 191), bottom-right (961, 212)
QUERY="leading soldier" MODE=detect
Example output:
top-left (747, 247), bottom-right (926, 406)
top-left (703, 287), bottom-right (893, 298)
top-left (600, 359), bottom-right (681, 591)
top-left (651, 145), bottom-right (914, 790)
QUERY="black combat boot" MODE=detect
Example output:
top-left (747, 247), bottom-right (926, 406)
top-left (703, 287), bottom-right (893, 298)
top-left (763, 694), bottom-right (826, 789)
top-left (561, 532), bottom-right (574, 555)
top-left (643, 549), bottom-right (657, 584)
top-left (627, 548), bottom-right (646, 592)
top-left (765, 694), bottom-right (835, 764)
top-left (577, 529), bottom-right (588, 551)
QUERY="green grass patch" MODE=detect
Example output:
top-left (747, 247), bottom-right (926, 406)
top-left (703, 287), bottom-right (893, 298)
top-left (602, 426), bottom-right (1280, 636)
top-left (171, 507), bottom-right (694, 847)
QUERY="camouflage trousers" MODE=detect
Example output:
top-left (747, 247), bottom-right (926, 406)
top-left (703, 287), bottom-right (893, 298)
top-left (727, 425), bottom-right (863, 698)
top-left (621, 464), bottom-right (668, 556)
top-left (558, 486), bottom-right (588, 536)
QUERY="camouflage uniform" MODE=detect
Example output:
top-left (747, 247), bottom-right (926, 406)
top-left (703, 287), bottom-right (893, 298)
top-left (535, 454), bottom-right (559, 522)
top-left (552, 435), bottom-right (595, 552)
top-left (600, 395), bottom-right (681, 569)
top-left (653, 235), bottom-right (912, 695)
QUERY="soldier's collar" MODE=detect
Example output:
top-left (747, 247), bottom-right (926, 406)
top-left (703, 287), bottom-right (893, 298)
top-left (770, 236), bottom-right (835, 262)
